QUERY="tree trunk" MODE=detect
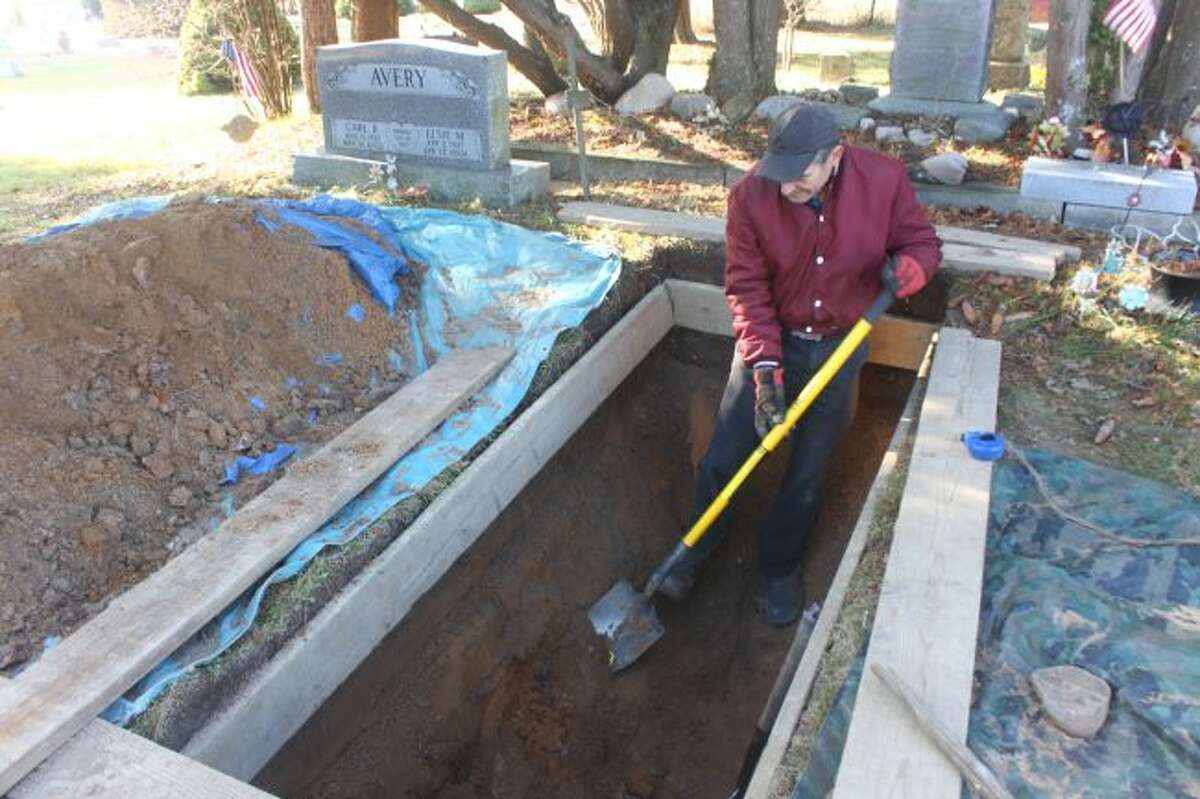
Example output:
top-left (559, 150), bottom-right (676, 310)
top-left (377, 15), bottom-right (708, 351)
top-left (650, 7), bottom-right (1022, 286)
top-left (706, 0), bottom-right (781, 123)
top-left (674, 0), bottom-right (699, 44)
top-left (1138, 0), bottom-right (1200, 128)
top-left (1045, 0), bottom-right (1089, 126)
top-left (352, 0), bottom-right (397, 41)
top-left (625, 0), bottom-right (676, 77)
top-left (419, 0), bottom-right (567, 95)
top-left (300, 0), bottom-right (338, 112)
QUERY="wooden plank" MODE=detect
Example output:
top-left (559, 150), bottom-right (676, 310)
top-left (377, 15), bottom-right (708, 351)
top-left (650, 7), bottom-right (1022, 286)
top-left (0, 347), bottom-right (514, 795)
top-left (665, 279), bottom-right (936, 373)
top-left (0, 676), bottom-right (275, 799)
top-left (830, 327), bottom-right (1000, 799)
top-left (936, 224), bottom-right (1081, 264)
top-left (182, 288), bottom-right (676, 780)
top-left (559, 202), bottom-right (1061, 281)
top-left (744, 365), bottom-right (928, 799)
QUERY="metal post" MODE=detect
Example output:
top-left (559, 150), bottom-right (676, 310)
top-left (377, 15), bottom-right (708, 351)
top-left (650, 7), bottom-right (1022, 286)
top-left (565, 35), bottom-right (591, 198)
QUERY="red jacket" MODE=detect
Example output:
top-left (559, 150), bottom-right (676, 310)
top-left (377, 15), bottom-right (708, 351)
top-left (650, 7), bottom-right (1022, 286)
top-left (725, 145), bottom-right (942, 366)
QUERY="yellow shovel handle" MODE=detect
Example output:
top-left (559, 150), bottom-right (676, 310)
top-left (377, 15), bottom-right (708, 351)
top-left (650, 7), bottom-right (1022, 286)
top-left (680, 317), bottom-right (875, 549)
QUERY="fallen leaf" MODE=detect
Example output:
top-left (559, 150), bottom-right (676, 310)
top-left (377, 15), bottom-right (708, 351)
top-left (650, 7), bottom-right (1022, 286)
top-left (990, 312), bottom-right (1005, 335)
top-left (1094, 417), bottom-right (1116, 445)
top-left (1132, 395), bottom-right (1157, 408)
top-left (987, 275), bottom-right (1015, 287)
top-left (1007, 311), bottom-right (1034, 323)
top-left (962, 300), bottom-right (979, 325)
top-left (948, 294), bottom-right (967, 308)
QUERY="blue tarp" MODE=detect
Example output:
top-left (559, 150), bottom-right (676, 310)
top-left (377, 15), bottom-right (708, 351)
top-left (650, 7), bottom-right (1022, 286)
top-left (28, 194), bottom-right (622, 725)
top-left (793, 448), bottom-right (1200, 799)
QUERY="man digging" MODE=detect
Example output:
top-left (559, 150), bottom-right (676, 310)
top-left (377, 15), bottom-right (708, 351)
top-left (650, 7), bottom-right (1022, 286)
top-left (661, 103), bottom-right (943, 626)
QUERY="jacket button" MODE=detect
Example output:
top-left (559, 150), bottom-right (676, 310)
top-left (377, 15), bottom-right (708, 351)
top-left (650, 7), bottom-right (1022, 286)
top-left (816, 256), bottom-right (825, 265)
top-left (805, 326), bottom-right (813, 333)
top-left (814, 299), bottom-right (822, 308)
top-left (819, 215), bottom-right (825, 222)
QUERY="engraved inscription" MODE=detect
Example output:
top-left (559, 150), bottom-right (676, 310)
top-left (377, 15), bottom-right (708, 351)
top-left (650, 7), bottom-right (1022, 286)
top-left (329, 62), bottom-right (478, 98)
top-left (331, 119), bottom-right (483, 162)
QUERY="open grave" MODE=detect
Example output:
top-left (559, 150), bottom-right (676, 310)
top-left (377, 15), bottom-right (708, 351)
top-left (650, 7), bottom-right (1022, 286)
top-left (252, 326), bottom-right (917, 799)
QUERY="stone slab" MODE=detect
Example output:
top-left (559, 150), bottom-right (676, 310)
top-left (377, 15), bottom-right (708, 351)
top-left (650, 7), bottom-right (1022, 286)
top-left (890, 0), bottom-right (997, 103)
top-left (1062, 204), bottom-right (1200, 236)
top-left (510, 141), bottom-right (728, 185)
top-left (316, 39), bottom-right (509, 171)
top-left (914, 182), bottom-right (1062, 220)
top-left (1021, 156), bottom-right (1198, 214)
top-left (292, 150), bottom-right (548, 207)
top-left (868, 94), bottom-right (1005, 120)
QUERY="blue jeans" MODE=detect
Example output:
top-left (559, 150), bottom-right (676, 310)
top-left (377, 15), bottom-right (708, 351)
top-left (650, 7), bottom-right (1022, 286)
top-left (689, 332), bottom-right (867, 579)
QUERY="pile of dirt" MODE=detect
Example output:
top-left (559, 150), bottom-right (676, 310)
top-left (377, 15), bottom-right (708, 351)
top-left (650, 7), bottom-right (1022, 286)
top-left (0, 199), bottom-right (417, 670)
top-left (258, 334), bottom-right (914, 799)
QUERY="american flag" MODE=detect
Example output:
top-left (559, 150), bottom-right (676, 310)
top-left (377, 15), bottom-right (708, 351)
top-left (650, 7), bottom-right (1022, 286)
top-left (1102, 0), bottom-right (1158, 54)
top-left (220, 39), bottom-right (264, 108)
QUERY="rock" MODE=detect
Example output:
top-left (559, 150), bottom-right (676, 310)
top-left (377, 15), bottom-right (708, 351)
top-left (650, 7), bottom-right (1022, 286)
top-left (119, 235), bottom-right (162, 267)
top-left (907, 128), bottom-right (938, 148)
top-left (954, 111), bottom-right (1014, 143)
top-left (614, 73), bottom-right (674, 116)
top-left (142, 451), bottom-right (174, 480)
top-left (133, 256), bottom-right (152, 288)
top-left (543, 91), bottom-right (571, 117)
top-left (921, 152), bottom-right (969, 185)
top-left (130, 432), bottom-right (155, 457)
top-left (77, 524), bottom-right (111, 550)
top-left (670, 92), bottom-right (717, 121)
top-left (1030, 665), bottom-right (1111, 739)
top-left (95, 508), bottom-right (124, 532)
top-left (819, 102), bottom-right (869, 130)
top-left (1183, 104), bottom-right (1200, 153)
top-left (108, 421), bottom-right (132, 445)
top-left (221, 114), bottom-right (258, 143)
top-left (67, 434), bottom-right (86, 450)
top-left (858, 116), bottom-right (876, 131)
top-left (168, 486), bottom-right (192, 508)
top-left (1002, 93), bottom-right (1044, 121)
top-left (272, 412), bottom-right (308, 439)
top-left (754, 94), bottom-right (802, 121)
top-left (207, 420), bottom-right (229, 449)
top-left (875, 125), bottom-right (906, 144)
top-left (838, 83), bottom-right (879, 105)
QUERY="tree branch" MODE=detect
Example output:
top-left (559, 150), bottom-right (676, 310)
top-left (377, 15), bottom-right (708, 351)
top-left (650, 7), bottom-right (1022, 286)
top-left (500, 0), bottom-right (628, 103)
top-left (418, 0), bottom-right (567, 96)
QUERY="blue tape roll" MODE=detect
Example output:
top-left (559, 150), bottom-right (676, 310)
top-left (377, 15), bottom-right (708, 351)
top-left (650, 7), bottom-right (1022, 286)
top-left (962, 430), bottom-right (1006, 461)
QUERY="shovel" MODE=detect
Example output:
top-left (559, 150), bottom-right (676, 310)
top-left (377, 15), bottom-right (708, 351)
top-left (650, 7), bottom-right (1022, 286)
top-left (589, 259), bottom-right (900, 673)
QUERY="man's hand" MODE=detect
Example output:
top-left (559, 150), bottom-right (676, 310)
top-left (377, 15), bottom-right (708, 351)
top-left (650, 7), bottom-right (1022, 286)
top-left (895, 254), bottom-right (928, 298)
top-left (753, 364), bottom-right (786, 438)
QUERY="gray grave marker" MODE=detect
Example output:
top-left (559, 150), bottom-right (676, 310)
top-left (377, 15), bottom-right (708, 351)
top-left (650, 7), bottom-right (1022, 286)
top-left (294, 38), bottom-right (547, 207)
top-left (890, 0), bottom-right (998, 103)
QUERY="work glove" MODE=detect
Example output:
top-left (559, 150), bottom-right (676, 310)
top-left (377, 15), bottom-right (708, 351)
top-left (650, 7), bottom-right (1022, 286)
top-left (753, 363), bottom-right (786, 439)
top-left (894, 254), bottom-right (928, 298)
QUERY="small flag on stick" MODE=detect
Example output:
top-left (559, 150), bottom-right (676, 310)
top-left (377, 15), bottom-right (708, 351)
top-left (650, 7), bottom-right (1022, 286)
top-left (1102, 0), bottom-right (1158, 54)
top-left (220, 38), bottom-right (265, 115)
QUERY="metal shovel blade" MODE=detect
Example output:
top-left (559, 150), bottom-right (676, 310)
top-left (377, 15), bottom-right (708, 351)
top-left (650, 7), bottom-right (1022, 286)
top-left (588, 580), bottom-right (665, 672)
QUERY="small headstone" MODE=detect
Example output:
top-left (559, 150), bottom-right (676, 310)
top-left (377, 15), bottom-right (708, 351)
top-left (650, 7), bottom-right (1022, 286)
top-left (858, 116), bottom-right (876, 131)
top-left (907, 128), bottom-right (937, 147)
top-left (819, 53), bottom-right (853, 84)
top-left (1030, 665), bottom-right (1111, 739)
top-left (875, 125), bottom-right (906, 144)
top-left (1021, 156), bottom-right (1198, 214)
top-left (921, 152), bottom-right (968, 184)
top-left (614, 73), bottom-right (674, 116)
top-left (754, 95), bottom-right (803, 120)
top-left (954, 110), bottom-right (1014, 143)
top-left (670, 92), bottom-right (717, 121)
top-left (890, 0), bottom-right (998, 103)
top-left (294, 39), bottom-right (548, 207)
top-left (1001, 93), bottom-right (1044, 121)
top-left (839, 83), bottom-right (880, 105)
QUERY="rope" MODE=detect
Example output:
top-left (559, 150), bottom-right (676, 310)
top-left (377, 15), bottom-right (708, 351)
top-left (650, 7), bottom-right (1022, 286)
top-left (1007, 447), bottom-right (1200, 549)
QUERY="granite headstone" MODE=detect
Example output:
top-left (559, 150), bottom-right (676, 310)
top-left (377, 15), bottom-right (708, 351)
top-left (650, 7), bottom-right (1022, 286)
top-left (293, 38), bottom-right (548, 207)
top-left (889, 0), bottom-right (998, 103)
